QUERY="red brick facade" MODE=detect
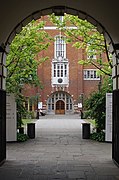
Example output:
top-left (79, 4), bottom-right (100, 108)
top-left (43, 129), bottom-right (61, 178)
top-left (23, 16), bottom-right (104, 114)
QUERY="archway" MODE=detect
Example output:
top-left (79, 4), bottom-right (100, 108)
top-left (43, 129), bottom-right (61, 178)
top-left (0, 5), bottom-right (119, 167)
top-left (47, 92), bottom-right (74, 115)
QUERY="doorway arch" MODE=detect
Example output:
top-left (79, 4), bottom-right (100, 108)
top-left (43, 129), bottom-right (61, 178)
top-left (0, 4), bottom-right (119, 167)
top-left (47, 91), bottom-right (74, 114)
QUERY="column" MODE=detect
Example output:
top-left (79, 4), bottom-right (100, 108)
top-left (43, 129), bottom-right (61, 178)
top-left (112, 44), bottom-right (119, 165)
top-left (0, 49), bottom-right (7, 164)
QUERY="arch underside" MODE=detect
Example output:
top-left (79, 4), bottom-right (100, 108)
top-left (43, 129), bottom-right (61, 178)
top-left (0, 3), bottom-right (119, 167)
top-left (5, 6), bottom-right (115, 56)
top-left (4, 5), bottom-right (118, 89)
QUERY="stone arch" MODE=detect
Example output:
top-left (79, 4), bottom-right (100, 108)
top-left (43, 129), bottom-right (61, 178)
top-left (2, 5), bottom-right (116, 90)
top-left (0, 5), bottom-right (119, 166)
top-left (47, 91), bottom-right (74, 115)
top-left (5, 6), bottom-right (115, 57)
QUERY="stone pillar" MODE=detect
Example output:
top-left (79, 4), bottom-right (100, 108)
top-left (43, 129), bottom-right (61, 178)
top-left (0, 49), bottom-right (7, 164)
top-left (0, 90), bottom-right (6, 164)
top-left (112, 45), bottom-right (119, 165)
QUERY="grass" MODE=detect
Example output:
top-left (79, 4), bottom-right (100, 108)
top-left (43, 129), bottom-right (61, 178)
top-left (22, 119), bottom-right (33, 126)
top-left (85, 119), bottom-right (96, 127)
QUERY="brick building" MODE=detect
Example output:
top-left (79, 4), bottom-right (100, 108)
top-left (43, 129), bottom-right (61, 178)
top-left (23, 16), bottom-right (105, 115)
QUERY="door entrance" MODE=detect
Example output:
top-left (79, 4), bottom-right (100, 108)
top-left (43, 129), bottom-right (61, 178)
top-left (55, 100), bottom-right (65, 114)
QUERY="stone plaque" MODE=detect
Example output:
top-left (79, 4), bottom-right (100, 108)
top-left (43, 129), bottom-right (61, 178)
top-left (6, 93), bottom-right (17, 141)
top-left (105, 93), bottom-right (112, 142)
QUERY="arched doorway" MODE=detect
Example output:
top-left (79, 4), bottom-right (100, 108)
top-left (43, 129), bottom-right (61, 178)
top-left (0, 4), bottom-right (119, 166)
top-left (56, 100), bottom-right (65, 114)
top-left (47, 91), bottom-right (74, 114)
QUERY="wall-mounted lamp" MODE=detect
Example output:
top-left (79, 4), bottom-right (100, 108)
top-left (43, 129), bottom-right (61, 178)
top-left (0, 43), bottom-right (5, 53)
top-left (52, 6), bottom-right (65, 16)
top-left (114, 44), bottom-right (119, 59)
top-left (114, 43), bottom-right (119, 50)
top-left (98, 81), bottom-right (102, 91)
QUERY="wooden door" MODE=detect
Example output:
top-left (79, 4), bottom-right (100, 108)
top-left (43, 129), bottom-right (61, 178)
top-left (55, 100), bottom-right (65, 114)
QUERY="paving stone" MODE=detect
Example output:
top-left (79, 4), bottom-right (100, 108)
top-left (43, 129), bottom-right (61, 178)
top-left (97, 175), bottom-right (118, 180)
top-left (0, 114), bottom-right (118, 180)
top-left (67, 170), bottom-right (86, 179)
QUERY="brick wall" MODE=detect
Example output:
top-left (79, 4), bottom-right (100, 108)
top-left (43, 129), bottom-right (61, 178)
top-left (23, 16), bottom-right (106, 111)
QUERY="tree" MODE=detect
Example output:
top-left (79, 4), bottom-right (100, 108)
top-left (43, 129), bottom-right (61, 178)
top-left (6, 20), bottom-right (51, 96)
top-left (84, 77), bottom-right (112, 133)
top-left (49, 14), bottom-right (112, 77)
top-left (6, 20), bottom-right (52, 126)
top-left (49, 14), bottom-right (113, 141)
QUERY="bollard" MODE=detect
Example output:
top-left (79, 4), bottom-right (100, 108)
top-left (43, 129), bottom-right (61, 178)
top-left (82, 123), bottom-right (90, 139)
top-left (18, 127), bottom-right (24, 134)
top-left (27, 123), bottom-right (35, 139)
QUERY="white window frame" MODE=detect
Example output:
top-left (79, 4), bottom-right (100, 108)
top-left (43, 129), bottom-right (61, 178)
top-left (52, 34), bottom-right (69, 87)
top-left (87, 43), bottom-right (96, 60)
top-left (56, 16), bottom-right (64, 23)
top-left (87, 50), bottom-right (96, 60)
top-left (84, 69), bottom-right (100, 80)
top-left (54, 35), bottom-right (66, 59)
top-left (52, 61), bottom-right (69, 86)
top-left (53, 63), bottom-right (68, 78)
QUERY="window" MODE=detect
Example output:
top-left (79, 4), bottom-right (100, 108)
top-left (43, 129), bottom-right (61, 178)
top-left (87, 44), bottom-right (96, 60)
top-left (84, 69), bottom-right (100, 80)
top-left (55, 35), bottom-right (66, 58)
top-left (56, 16), bottom-right (64, 24)
top-left (48, 94), bottom-right (55, 111)
top-left (87, 51), bottom-right (96, 60)
top-left (29, 100), bottom-right (32, 111)
top-left (52, 35), bottom-right (69, 86)
top-left (52, 104), bottom-right (54, 110)
top-left (24, 98), bottom-right (28, 110)
top-left (54, 64), bottom-right (56, 77)
top-left (65, 64), bottom-right (67, 77)
top-left (24, 97), bottom-right (33, 111)
top-left (87, 54), bottom-right (96, 60)
top-left (52, 62), bottom-right (69, 85)
top-left (53, 63), bottom-right (66, 78)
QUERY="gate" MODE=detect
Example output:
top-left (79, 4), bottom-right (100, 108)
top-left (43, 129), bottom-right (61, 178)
top-left (112, 90), bottom-right (119, 165)
top-left (0, 90), bottom-right (6, 164)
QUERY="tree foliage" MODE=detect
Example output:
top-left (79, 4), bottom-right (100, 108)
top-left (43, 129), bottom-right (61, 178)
top-left (6, 20), bottom-right (51, 96)
top-left (49, 14), bottom-right (112, 76)
top-left (6, 19), bottom-right (52, 125)
top-left (84, 77), bottom-right (112, 132)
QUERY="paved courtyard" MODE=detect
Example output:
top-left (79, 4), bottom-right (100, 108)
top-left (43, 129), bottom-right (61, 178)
top-left (0, 114), bottom-right (119, 179)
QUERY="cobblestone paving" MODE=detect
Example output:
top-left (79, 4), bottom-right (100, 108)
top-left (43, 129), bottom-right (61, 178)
top-left (0, 114), bottom-right (119, 179)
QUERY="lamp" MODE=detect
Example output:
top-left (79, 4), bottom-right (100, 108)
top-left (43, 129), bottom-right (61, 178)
top-left (0, 43), bottom-right (5, 52)
top-left (98, 81), bottom-right (101, 91)
top-left (79, 93), bottom-right (84, 110)
top-left (114, 43), bottom-right (119, 50)
top-left (53, 6), bottom-right (65, 16)
top-left (36, 92), bottom-right (40, 119)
